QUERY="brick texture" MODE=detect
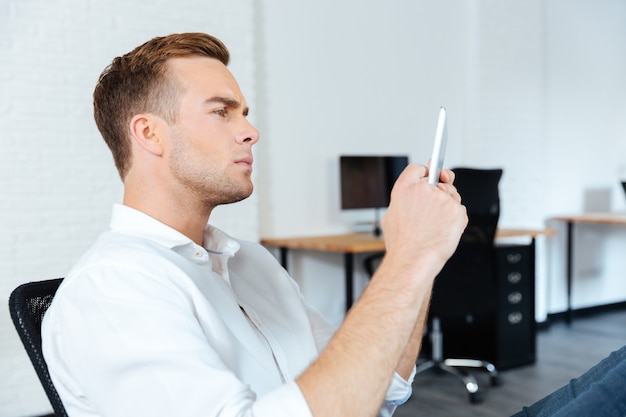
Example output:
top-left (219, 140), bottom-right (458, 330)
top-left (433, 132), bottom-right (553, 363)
top-left (0, 1), bottom-right (255, 416)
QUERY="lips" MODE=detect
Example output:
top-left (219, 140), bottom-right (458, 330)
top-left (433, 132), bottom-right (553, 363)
top-left (235, 156), bottom-right (253, 167)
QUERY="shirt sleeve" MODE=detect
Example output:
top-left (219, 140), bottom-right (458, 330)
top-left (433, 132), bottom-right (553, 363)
top-left (386, 367), bottom-right (416, 405)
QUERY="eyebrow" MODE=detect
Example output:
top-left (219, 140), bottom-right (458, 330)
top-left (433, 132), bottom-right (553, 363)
top-left (205, 96), bottom-right (249, 115)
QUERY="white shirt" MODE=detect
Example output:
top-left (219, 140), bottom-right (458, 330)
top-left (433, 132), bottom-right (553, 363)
top-left (42, 204), bottom-right (413, 417)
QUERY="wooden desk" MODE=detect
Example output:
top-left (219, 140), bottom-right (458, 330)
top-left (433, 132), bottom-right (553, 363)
top-left (551, 212), bottom-right (626, 324)
top-left (261, 228), bottom-right (555, 311)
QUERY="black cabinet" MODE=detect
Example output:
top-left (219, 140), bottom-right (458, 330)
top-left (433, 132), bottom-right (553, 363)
top-left (437, 244), bottom-right (536, 370)
top-left (494, 244), bottom-right (536, 370)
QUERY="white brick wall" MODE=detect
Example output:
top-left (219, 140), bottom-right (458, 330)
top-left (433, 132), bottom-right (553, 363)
top-left (0, 1), bottom-right (256, 416)
top-left (463, 0), bottom-right (547, 228)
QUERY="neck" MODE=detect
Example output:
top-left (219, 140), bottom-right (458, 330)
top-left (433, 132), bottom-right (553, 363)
top-left (123, 189), bottom-right (212, 246)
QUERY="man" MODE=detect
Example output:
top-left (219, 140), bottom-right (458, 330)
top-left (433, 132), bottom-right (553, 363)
top-left (42, 32), bottom-right (468, 417)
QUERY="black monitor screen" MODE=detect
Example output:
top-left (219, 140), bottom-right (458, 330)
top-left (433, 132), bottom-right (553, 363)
top-left (340, 155), bottom-right (409, 209)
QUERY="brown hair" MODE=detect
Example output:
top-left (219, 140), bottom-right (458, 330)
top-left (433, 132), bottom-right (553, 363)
top-left (93, 33), bottom-right (230, 179)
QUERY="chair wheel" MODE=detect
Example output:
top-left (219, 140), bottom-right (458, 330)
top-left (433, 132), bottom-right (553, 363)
top-left (469, 391), bottom-right (484, 404)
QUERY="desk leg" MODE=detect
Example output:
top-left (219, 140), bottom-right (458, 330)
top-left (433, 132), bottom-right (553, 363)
top-left (529, 237), bottom-right (537, 353)
top-left (344, 253), bottom-right (354, 311)
top-left (277, 248), bottom-right (354, 312)
top-left (279, 247), bottom-right (288, 270)
top-left (565, 221), bottom-right (573, 325)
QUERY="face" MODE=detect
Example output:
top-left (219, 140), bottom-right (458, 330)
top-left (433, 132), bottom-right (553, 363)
top-left (163, 56), bottom-right (259, 209)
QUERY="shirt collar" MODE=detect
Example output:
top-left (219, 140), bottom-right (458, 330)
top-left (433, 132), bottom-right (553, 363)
top-left (109, 204), bottom-right (241, 264)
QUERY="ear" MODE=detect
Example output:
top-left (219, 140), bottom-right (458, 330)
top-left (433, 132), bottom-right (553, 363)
top-left (129, 113), bottom-right (165, 157)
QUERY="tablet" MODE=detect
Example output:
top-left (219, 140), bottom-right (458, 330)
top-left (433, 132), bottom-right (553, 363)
top-left (427, 106), bottom-right (448, 185)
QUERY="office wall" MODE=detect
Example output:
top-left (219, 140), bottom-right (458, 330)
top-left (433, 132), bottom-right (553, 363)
top-left (256, 0), bottom-right (470, 237)
top-left (544, 0), bottom-right (626, 313)
top-left (0, 1), bottom-right (257, 416)
top-left (257, 0), bottom-right (474, 324)
top-left (258, 0), bottom-right (545, 325)
top-left (257, 0), bottom-right (626, 326)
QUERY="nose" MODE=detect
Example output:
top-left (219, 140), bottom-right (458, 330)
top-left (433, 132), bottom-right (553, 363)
top-left (236, 118), bottom-right (260, 145)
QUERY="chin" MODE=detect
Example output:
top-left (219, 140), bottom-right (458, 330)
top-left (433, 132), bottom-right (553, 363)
top-left (220, 187), bottom-right (253, 206)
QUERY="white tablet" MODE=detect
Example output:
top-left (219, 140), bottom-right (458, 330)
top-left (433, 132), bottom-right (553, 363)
top-left (427, 106), bottom-right (448, 185)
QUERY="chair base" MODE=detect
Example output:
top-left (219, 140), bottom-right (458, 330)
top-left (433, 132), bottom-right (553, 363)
top-left (415, 317), bottom-right (501, 403)
top-left (415, 357), bottom-right (501, 403)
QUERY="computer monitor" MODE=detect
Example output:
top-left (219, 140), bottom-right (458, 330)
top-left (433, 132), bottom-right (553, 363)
top-left (339, 155), bottom-right (409, 234)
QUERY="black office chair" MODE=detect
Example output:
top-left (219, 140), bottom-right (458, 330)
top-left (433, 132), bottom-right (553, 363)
top-left (9, 278), bottom-right (69, 417)
top-left (414, 167), bottom-right (503, 403)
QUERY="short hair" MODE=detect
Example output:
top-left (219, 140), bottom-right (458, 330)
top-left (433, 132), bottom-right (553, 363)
top-left (93, 33), bottom-right (230, 180)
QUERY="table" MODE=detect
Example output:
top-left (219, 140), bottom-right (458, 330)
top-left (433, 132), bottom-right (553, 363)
top-left (261, 228), bottom-right (556, 311)
top-left (551, 212), bottom-right (626, 324)
top-left (260, 233), bottom-right (384, 311)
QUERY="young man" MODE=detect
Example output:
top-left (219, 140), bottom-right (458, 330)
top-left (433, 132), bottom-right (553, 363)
top-left (42, 33), bottom-right (468, 417)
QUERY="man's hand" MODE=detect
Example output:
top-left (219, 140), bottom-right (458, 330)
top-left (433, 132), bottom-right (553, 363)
top-left (380, 164), bottom-right (468, 280)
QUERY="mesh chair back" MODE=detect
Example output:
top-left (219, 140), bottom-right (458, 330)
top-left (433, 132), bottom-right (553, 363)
top-left (430, 168), bottom-right (503, 318)
top-left (9, 278), bottom-right (68, 417)
top-left (452, 168), bottom-right (503, 218)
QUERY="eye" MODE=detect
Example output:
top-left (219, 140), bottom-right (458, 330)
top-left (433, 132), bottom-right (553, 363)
top-left (214, 108), bottom-right (228, 118)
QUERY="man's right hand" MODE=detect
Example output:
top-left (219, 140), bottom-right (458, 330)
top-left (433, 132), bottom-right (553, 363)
top-left (380, 164), bottom-right (468, 281)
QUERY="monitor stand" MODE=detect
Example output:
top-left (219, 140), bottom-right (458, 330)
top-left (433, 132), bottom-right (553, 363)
top-left (373, 208), bottom-right (381, 237)
top-left (353, 208), bottom-right (382, 236)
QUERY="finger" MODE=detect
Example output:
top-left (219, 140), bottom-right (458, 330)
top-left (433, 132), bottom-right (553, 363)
top-left (413, 163), bottom-right (429, 180)
top-left (396, 163), bottom-right (428, 185)
top-left (437, 182), bottom-right (463, 204)
top-left (439, 168), bottom-right (455, 185)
